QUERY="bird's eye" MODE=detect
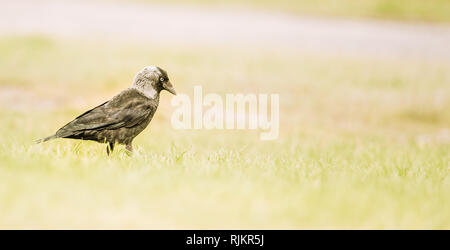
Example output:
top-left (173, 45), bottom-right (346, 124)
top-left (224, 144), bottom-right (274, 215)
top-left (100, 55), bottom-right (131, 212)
top-left (160, 77), bottom-right (165, 82)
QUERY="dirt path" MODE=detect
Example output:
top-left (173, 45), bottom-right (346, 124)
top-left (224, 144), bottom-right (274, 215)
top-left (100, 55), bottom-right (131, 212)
top-left (1, 0), bottom-right (450, 59)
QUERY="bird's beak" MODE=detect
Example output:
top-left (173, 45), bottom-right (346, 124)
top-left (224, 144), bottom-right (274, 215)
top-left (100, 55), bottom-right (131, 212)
top-left (163, 81), bottom-right (177, 95)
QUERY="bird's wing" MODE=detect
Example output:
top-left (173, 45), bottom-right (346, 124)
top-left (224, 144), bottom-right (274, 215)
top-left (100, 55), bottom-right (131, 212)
top-left (55, 89), bottom-right (155, 137)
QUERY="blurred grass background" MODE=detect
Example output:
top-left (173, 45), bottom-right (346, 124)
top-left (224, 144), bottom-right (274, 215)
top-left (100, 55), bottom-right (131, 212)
top-left (0, 0), bottom-right (450, 229)
top-left (134, 0), bottom-right (450, 22)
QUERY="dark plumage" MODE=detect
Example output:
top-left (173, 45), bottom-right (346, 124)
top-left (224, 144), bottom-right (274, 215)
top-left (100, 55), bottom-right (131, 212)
top-left (37, 66), bottom-right (176, 155)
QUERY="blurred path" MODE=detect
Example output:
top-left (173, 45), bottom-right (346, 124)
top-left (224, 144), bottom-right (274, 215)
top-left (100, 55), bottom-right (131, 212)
top-left (1, 0), bottom-right (450, 59)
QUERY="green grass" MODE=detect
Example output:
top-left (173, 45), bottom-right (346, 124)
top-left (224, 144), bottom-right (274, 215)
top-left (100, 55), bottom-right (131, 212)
top-left (0, 36), bottom-right (449, 229)
top-left (133, 0), bottom-right (450, 22)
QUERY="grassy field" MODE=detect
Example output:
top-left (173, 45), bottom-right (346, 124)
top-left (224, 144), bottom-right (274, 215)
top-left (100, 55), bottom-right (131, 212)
top-left (0, 35), bottom-right (449, 229)
top-left (134, 0), bottom-right (450, 22)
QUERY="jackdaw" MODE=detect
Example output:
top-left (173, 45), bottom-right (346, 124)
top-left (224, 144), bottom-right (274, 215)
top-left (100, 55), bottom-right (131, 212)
top-left (36, 66), bottom-right (176, 155)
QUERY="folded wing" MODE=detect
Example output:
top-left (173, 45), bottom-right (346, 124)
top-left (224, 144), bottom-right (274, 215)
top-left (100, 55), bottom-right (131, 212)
top-left (55, 89), bottom-right (154, 138)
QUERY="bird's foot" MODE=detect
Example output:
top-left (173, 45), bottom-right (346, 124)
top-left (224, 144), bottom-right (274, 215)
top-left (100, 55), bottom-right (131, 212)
top-left (106, 142), bottom-right (115, 156)
top-left (125, 144), bottom-right (133, 156)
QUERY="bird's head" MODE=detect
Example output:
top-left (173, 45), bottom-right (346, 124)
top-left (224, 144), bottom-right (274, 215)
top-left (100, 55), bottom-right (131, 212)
top-left (132, 66), bottom-right (176, 99)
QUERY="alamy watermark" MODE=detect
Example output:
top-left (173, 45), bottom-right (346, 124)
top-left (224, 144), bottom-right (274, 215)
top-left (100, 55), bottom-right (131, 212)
top-left (171, 86), bottom-right (279, 140)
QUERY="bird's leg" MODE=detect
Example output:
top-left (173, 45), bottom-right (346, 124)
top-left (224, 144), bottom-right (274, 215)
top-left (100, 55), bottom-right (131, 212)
top-left (125, 142), bottom-right (133, 156)
top-left (106, 142), bottom-right (115, 156)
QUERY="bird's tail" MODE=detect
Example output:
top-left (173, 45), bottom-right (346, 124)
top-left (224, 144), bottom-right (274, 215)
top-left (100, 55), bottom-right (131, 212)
top-left (35, 134), bottom-right (57, 144)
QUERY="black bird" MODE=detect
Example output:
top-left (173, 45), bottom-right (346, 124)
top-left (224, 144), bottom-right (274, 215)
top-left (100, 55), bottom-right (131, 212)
top-left (36, 66), bottom-right (176, 155)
